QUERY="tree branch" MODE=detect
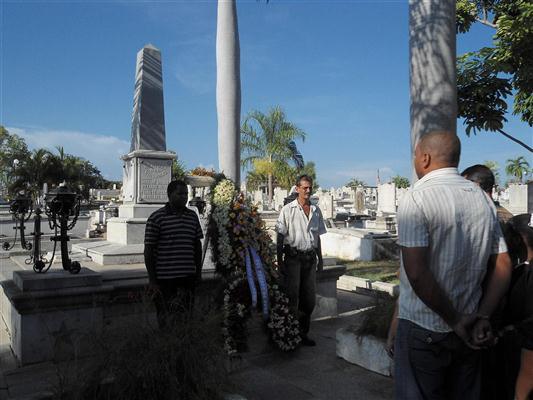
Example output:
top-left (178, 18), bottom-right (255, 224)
top-left (475, 17), bottom-right (497, 29)
top-left (497, 129), bottom-right (533, 153)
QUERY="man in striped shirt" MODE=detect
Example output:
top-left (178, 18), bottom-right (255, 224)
top-left (394, 131), bottom-right (512, 399)
top-left (144, 180), bottom-right (203, 327)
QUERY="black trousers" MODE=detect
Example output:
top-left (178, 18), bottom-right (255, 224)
top-left (394, 319), bottom-right (480, 400)
top-left (280, 250), bottom-right (316, 335)
top-left (153, 276), bottom-right (196, 329)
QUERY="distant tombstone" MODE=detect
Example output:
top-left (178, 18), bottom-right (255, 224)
top-left (319, 192), bottom-right (334, 219)
top-left (355, 188), bottom-right (365, 213)
top-left (507, 183), bottom-right (529, 215)
top-left (527, 182), bottom-right (533, 214)
top-left (253, 190), bottom-right (264, 211)
top-left (396, 188), bottom-right (409, 208)
top-left (273, 187), bottom-right (288, 211)
top-left (377, 183), bottom-right (396, 214)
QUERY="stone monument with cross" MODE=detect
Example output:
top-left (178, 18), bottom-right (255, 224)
top-left (106, 44), bottom-right (176, 245)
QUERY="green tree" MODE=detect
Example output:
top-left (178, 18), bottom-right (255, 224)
top-left (0, 126), bottom-right (30, 197)
top-left (505, 156), bottom-right (531, 183)
top-left (9, 148), bottom-right (55, 198)
top-left (391, 175), bottom-right (410, 189)
top-left (346, 178), bottom-right (366, 189)
top-left (241, 106), bottom-right (306, 201)
top-left (483, 160), bottom-right (500, 185)
top-left (456, 0), bottom-right (533, 152)
top-left (172, 158), bottom-right (188, 180)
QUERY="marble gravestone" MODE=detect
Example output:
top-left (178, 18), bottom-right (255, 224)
top-left (106, 44), bottom-right (176, 245)
top-left (377, 183), bottom-right (397, 215)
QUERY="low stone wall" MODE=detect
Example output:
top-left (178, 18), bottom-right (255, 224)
top-left (320, 228), bottom-right (397, 261)
top-left (337, 325), bottom-right (393, 377)
top-left (337, 275), bottom-right (398, 297)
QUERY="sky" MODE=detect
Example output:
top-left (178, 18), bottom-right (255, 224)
top-left (1, 0), bottom-right (531, 188)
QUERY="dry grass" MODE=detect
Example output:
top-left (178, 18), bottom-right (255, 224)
top-left (344, 260), bottom-right (400, 284)
top-left (52, 299), bottom-right (230, 400)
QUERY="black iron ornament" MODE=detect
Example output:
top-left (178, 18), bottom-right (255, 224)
top-left (27, 207), bottom-right (47, 273)
top-left (2, 192), bottom-right (33, 252)
top-left (44, 184), bottom-right (82, 274)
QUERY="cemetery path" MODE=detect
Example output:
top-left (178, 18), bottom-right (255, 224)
top-left (229, 291), bottom-right (394, 400)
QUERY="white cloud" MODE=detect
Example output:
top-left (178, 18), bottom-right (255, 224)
top-left (7, 126), bottom-right (129, 181)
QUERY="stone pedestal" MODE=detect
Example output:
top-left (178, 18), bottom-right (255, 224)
top-left (106, 149), bottom-right (175, 245)
top-left (312, 263), bottom-right (347, 320)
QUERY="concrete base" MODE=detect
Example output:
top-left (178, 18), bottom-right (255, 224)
top-left (337, 275), bottom-right (399, 297)
top-left (115, 203), bottom-right (164, 219)
top-left (106, 217), bottom-right (147, 245)
top-left (312, 263), bottom-right (346, 320)
top-left (71, 241), bottom-right (145, 265)
top-left (336, 326), bottom-right (393, 377)
top-left (13, 269), bottom-right (102, 291)
top-left (0, 267), bottom-right (156, 366)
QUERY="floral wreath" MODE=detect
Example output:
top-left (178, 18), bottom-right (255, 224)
top-left (208, 178), bottom-right (301, 353)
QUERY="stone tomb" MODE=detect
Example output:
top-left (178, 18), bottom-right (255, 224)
top-left (0, 268), bottom-right (156, 365)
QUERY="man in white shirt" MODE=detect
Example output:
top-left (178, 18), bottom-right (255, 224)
top-left (395, 131), bottom-right (512, 399)
top-left (276, 175), bottom-right (327, 346)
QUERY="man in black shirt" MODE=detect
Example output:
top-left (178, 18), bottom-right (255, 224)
top-left (144, 180), bottom-right (203, 327)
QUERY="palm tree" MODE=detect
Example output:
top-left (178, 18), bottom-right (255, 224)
top-left (241, 106), bottom-right (306, 201)
top-left (346, 178), bottom-right (366, 189)
top-left (505, 156), bottom-right (531, 183)
top-left (391, 175), bottom-right (410, 188)
top-left (9, 148), bottom-right (54, 198)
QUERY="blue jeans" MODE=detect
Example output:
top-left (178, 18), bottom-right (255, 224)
top-left (394, 319), bottom-right (480, 400)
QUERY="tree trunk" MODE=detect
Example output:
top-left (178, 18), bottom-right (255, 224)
top-left (409, 0), bottom-right (456, 181)
top-left (216, 0), bottom-right (241, 185)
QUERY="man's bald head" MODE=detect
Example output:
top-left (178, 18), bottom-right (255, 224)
top-left (416, 131), bottom-right (461, 166)
top-left (414, 131), bottom-right (461, 178)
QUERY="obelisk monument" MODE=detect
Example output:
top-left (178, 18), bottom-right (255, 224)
top-left (107, 44), bottom-right (176, 245)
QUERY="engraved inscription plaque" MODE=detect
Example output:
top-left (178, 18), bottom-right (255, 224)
top-left (138, 158), bottom-right (171, 203)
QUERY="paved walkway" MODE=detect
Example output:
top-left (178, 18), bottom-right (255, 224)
top-left (229, 291), bottom-right (394, 400)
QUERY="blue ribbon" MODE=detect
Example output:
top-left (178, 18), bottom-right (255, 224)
top-left (249, 246), bottom-right (270, 320)
top-left (244, 249), bottom-right (258, 308)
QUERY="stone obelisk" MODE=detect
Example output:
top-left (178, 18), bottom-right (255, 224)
top-left (107, 44), bottom-right (176, 245)
top-left (409, 0), bottom-right (457, 155)
top-left (216, 0), bottom-right (241, 185)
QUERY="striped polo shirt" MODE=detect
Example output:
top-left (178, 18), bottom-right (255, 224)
top-left (397, 168), bottom-right (507, 332)
top-left (145, 204), bottom-right (204, 279)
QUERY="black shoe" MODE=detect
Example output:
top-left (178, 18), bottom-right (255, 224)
top-left (300, 336), bottom-right (316, 346)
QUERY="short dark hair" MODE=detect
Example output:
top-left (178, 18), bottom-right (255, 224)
top-left (461, 164), bottom-right (495, 193)
top-left (296, 174), bottom-right (313, 187)
top-left (167, 180), bottom-right (187, 197)
top-left (509, 214), bottom-right (533, 249)
top-left (502, 222), bottom-right (527, 265)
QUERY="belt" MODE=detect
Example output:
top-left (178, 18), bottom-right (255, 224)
top-left (284, 245), bottom-right (316, 258)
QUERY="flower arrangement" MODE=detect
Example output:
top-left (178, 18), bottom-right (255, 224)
top-left (190, 166), bottom-right (217, 177)
top-left (208, 178), bottom-right (300, 354)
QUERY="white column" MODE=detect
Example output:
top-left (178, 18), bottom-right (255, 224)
top-left (409, 0), bottom-right (457, 152)
top-left (216, 0), bottom-right (241, 185)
